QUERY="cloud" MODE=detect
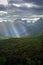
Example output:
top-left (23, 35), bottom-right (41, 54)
top-left (8, 3), bottom-right (43, 15)
top-left (8, 0), bottom-right (43, 14)
top-left (8, 0), bottom-right (23, 4)
top-left (0, 18), bottom-right (7, 22)
top-left (0, 0), bottom-right (8, 6)
top-left (13, 3), bottom-right (21, 7)
top-left (0, 5), bottom-right (6, 10)
top-left (0, 0), bottom-right (43, 23)
top-left (0, 11), bottom-right (8, 15)
top-left (23, 0), bottom-right (43, 6)
top-left (0, 0), bottom-right (8, 11)
top-left (12, 3), bottom-right (41, 8)
top-left (9, 0), bottom-right (43, 7)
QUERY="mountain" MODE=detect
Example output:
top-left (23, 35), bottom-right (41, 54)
top-left (26, 17), bottom-right (43, 35)
top-left (20, 17), bottom-right (43, 36)
top-left (0, 18), bottom-right (43, 37)
top-left (13, 19), bottom-right (28, 37)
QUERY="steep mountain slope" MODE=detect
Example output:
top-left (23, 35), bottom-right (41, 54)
top-left (26, 18), bottom-right (43, 35)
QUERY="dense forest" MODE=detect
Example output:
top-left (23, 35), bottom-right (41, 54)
top-left (0, 33), bottom-right (43, 65)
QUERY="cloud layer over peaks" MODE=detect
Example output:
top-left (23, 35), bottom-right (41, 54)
top-left (0, 0), bottom-right (43, 22)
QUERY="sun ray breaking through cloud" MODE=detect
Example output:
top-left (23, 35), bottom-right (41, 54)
top-left (0, 0), bottom-right (43, 37)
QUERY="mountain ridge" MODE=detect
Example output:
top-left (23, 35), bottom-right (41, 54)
top-left (0, 17), bottom-right (43, 37)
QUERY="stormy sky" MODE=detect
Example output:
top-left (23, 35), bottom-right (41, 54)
top-left (0, 0), bottom-right (43, 22)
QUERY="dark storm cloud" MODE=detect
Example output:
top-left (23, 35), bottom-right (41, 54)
top-left (23, 0), bottom-right (43, 6)
top-left (20, 6), bottom-right (43, 12)
top-left (8, 0), bottom-right (17, 3)
top-left (0, 5), bottom-right (6, 11)
top-left (18, 7), bottom-right (43, 15)
top-left (0, 0), bottom-right (43, 21)
top-left (8, 0), bottom-right (43, 12)
top-left (8, 0), bottom-right (23, 3)
top-left (9, 0), bottom-right (43, 6)
top-left (8, 4), bottom-right (43, 15)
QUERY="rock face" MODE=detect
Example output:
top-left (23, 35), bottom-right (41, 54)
top-left (0, 18), bottom-right (43, 37)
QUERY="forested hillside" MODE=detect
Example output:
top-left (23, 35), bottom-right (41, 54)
top-left (0, 33), bottom-right (43, 65)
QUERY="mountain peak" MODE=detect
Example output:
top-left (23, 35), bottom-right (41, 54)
top-left (35, 17), bottom-right (43, 24)
top-left (39, 17), bottom-right (43, 22)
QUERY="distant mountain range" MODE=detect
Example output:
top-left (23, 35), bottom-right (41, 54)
top-left (26, 18), bottom-right (43, 36)
top-left (0, 18), bottom-right (43, 37)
